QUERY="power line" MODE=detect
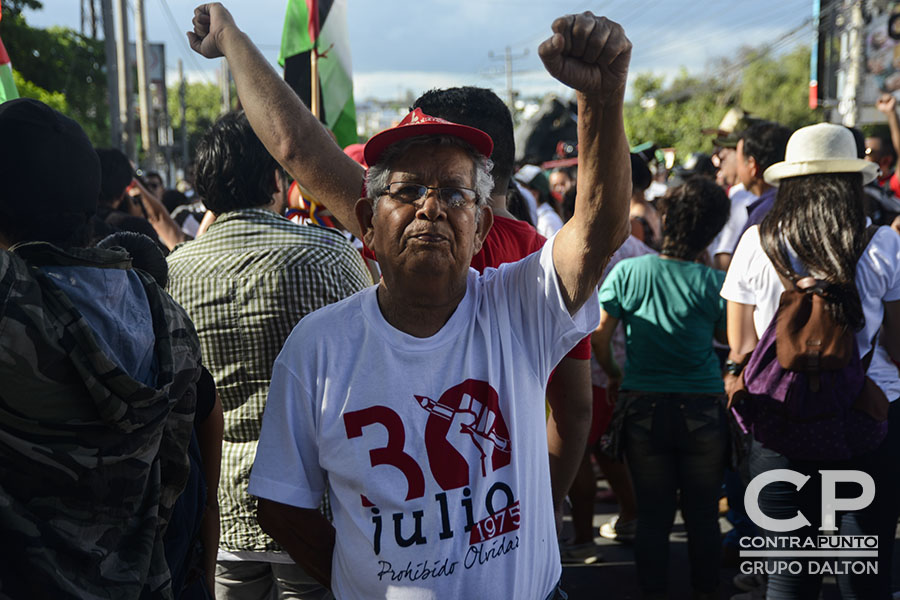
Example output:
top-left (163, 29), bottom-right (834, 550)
top-left (472, 0), bottom-right (635, 88)
top-left (635, 2), bottom-right (812, 63)
top-left (155, 0), bottom-right (215, 85)
top-left (642, 16), bottom-right (818, 105)
top-left (470, 0), bottom-right (821, 104)
top-left (505, 0), bottom-right (630, 52)
top-left (612, 0), bottom-right (658, 29)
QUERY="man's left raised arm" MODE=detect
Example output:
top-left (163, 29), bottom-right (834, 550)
top-left (540, 13), bottom-right (632, 314)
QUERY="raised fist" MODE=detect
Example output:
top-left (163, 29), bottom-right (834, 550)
top-left (187, 3), bottom-right (237, 59)
top-left (538, 12), bottom-right (631, 102)
top-left (876, 92), bottom-right (897, 115)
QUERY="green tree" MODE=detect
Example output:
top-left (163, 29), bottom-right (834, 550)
top-left (740, 46), bottom-right (819, 129)
top-left (2, 0), bottom-right (42, 17)
top-left (625, 70), bottom-right (731, 158)
top-left (2, 1), bottom-right (110, 145)
top-left (12, 68), bottom-right (66, 112)
top-left (167, 81), bottom-right (221, 163)
top-left (624, 45), bottom-right (821, 161)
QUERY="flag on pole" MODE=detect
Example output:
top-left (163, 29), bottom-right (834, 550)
top-left (0, 34), bottom-right (18, 103)
top-left (279, 0), bottom-right (357, 148)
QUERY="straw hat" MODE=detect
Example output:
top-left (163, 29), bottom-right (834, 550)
top-left (701, 107), bottom-right (761, 148)
top-left (763, 123), bottom-right (879, 186)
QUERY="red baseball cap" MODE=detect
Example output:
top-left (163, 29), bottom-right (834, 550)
top-left (363, 108), bottom-right (494, 167)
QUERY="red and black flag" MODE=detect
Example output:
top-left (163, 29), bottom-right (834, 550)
top-left (280, 0), bottom-right (357, 148)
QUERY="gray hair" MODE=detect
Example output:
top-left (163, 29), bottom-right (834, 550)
top-left (365, 135), bottom-right (494, 222)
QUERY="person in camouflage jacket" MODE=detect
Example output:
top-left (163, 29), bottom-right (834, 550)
top-left (0, 99), bottom-right (202, 599)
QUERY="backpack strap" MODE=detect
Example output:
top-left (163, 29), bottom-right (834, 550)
top-left (862, 332), bottom-right (879, 369)
top-left (760, 229), bottom-right (796, 288)
top-left (761, 224), bottom-right (883, 374)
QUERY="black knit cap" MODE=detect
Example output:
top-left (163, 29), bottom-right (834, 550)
top-left (0, 98), bottom-right (101, 226)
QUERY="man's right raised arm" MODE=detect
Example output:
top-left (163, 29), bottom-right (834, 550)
top-left (188, 3), bottom-right (364, 238)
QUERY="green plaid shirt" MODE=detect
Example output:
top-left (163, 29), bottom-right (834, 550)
top-left (167, 208), bottom-right (372, 553)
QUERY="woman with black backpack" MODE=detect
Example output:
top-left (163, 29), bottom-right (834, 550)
top-left (722, 123), bottom-right (900, 599)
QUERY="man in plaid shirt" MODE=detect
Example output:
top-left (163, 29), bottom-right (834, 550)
top-left (167, 111), bottom-right (371, 600)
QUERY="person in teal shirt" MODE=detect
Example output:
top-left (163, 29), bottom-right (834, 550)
top-left (594, 177), bottom-right (730, 599)
top-left (600, 250), bottom-right (726, 395)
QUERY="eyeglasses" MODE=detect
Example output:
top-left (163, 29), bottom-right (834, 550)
top-left (381, 182), bottom-right (477, 209)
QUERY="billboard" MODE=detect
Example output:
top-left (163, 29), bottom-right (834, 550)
top-left (813, 0), bottom-right (900, 124)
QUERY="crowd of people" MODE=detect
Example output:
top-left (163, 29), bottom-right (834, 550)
top-left (3, 3), bottom-right (900, 600)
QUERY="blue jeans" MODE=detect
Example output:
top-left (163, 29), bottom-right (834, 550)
top-left (622, 392), bottom-right (728, 595)
top-left (749, 399), bottom-right (900, 600)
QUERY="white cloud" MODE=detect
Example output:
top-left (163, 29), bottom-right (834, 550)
top-left (23, 0), bottom-right (813, 104)
top-left (352, 69), bottom-right (574, 104)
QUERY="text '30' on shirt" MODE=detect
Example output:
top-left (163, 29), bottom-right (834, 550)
top-left (249, 237), bottom-right (599, 600)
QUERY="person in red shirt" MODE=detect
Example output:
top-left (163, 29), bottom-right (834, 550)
top-left (868, 94), bottom-right (900, 233)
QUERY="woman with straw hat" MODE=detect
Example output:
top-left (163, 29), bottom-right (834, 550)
top-left (721, 122), bottom-right (900, 598)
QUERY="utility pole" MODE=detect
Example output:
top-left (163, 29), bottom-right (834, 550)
top-left (90, 0), bottom-right (98, 39)
top-left (156, 46), bottom-right (172, 183)
top-left (82, 0), bottom-right (99, 38)
top-left (115, 0), bottom-right (135, 161)
top-left (100, 0), bottom-right (121, 149)
top-left (839, 0), bottom-right (864, 126)
top-left (220, 59), bottom-right (231, 114)
top-left (179, 59), bottom-right (188, 170)
top-left (134, 0), bottom-right (156, 167)
top-left (488, 46), bottom-right (528, 117)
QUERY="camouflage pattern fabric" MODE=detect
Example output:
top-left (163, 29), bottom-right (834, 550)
top-left (0, 242), bottom-right (202, 599)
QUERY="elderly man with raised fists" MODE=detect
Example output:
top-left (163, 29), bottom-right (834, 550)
top-left (187, 5), bottom-right (631, 598)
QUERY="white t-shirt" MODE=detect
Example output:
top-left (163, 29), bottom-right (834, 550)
top-left (249, 238), bottom-right (599, 600)
top-left (535, 203), bottom-right (564, 239)
top-left (711, 183), bottom-right (755, 257)
top-left (721, 225), bottom-right (900, 400)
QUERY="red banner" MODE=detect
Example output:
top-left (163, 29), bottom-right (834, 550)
top-left (0, 36), bottom-right (9, 65)
top-left (306, 0), bottom-right (319, 45)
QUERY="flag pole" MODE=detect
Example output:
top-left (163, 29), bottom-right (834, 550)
top-left (310, 48), bottom-right (320, 120)
top-left (309, 0), bottom-right (321, 121)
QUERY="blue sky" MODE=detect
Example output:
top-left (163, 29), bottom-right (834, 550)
top-left (20, 0), bottom-right (816, 101)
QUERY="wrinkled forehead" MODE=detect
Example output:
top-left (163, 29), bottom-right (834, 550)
top-left (385, 141), bottom-right (478, 184)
